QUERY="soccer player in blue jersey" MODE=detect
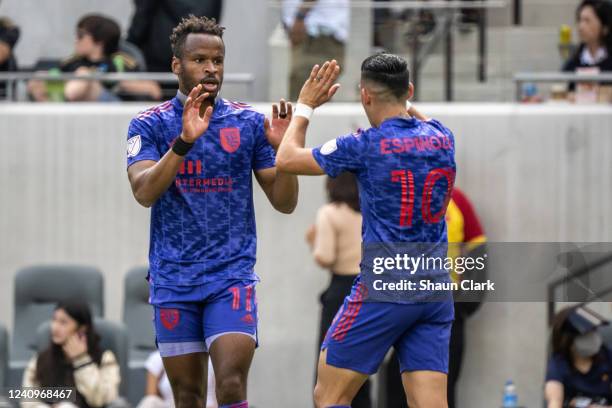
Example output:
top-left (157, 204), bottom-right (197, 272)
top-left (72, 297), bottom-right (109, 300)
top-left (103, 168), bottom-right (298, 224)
top-left (126, 16), bottom-right (298, 408)
top-left (276, 55), bottom-right (456, 408)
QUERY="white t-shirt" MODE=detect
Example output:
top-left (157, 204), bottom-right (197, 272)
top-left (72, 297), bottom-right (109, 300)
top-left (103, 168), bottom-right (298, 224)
top-left (145, 352), bottom-right (217, 408)
top-left (282, 0), bottom-right (350, 42)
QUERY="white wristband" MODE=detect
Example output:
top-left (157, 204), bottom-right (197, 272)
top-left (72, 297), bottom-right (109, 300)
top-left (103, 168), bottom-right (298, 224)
top-left (294, 103), bottom-right (314, 120)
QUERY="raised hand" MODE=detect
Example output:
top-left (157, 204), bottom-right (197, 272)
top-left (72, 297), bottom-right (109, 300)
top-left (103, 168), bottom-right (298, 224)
top-left (181, 84), bottom-right (213, 143)
top-left (264, 98), bottom-right (293, 150)
top-left (63, 332), bottom-right (88, 360)
top-left (297, 60), bottom-right (341, 109)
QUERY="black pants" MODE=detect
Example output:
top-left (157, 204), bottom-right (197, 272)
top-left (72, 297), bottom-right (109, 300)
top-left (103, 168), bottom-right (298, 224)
top-left (384, 316), bottom-right (465, 408)
top-left (317, 274), bottom-right (372, 408)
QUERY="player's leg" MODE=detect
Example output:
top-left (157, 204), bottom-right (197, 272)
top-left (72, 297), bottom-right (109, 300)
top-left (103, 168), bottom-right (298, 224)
top-left (203, 280), bottom-right (258, 407)
top-left (314, 348), bottom-right (368, 407)
top-left (208, 333), bottom-right (255, 406)
top-left (395, 300), bottom-right (454, 408)
top-left (163, 352), bottom-right (208, 408)
top-left (151, 284), bottom-right (209, 408)
top-left (315, 281), bottom-right (404, 407)
top-left (402, 370), bottom-right (448, 408)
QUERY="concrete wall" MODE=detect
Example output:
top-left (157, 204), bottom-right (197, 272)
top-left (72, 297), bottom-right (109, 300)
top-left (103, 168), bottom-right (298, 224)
top-left (0, 103), bottom-right (611, 407)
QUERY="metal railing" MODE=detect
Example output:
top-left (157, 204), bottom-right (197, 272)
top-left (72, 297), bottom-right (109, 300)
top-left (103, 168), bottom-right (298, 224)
top-left (513, 72), bottom-right (612, 101)
top-left (547, 251), bottom-right (612, 325)
top-left (0, 72), bottom-right (256, 101)
top-left (270, 0), bottom-right (506, 102)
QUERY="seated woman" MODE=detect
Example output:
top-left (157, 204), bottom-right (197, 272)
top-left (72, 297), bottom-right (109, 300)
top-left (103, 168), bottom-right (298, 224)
top-left (21, 301), bottom-right (120, 408)
top-left (545, 307), bottom-right (612, 408)
top-left (562, 0), bottom-right (612, 96)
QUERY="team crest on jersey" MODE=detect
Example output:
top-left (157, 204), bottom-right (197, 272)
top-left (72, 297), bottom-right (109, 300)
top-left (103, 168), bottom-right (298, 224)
top-left (220, 127), bottom-right (241, 153)
top-left (159, 308), bottom-right (180, 330)
top-left (127, 135), bottom-right (142, 158)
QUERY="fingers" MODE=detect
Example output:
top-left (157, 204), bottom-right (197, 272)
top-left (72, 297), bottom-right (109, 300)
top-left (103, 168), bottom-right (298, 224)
top-left (272, 103), bottom-right (279, 119)
top-left (279, 99), bottom-right (287, 119)
top-left (264, 117), bottom-right (271, 132)
top-left (286, 101), bottom-right (293, 120)
top-left (193, 91), bottom-right (210, 112)
top-left (328, 83), bottom-right (341, 99)
top-left (308, 64), bottom-right (320, 82)
top-left (202, 106), bottom-right (213, 122)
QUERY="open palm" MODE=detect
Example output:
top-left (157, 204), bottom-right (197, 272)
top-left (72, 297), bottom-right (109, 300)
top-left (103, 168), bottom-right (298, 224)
top-left (265, 99), bottom-right (293, 150)
top-left (181, 84), bottom-right (213, 143)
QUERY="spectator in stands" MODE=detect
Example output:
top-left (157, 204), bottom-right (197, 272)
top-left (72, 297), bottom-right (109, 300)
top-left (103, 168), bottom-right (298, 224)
top-left (137, 351), bottom-right (217, 408)
top-left (385, 187), bottom-right (487, 408)
top-left (127, 0), bottom-right (223, 96)
top-left (28, 14), bottom-right (161, 102)
top-left (282, 0), bottom-right (349, 100)
top-left (305, 172), bottom-right (372, 408)
top-left (0, 15), bottom-right (19, 98)
top-left (545, 307), bottom-right (611, 408)
top-left (563, 0), bottom-right (612, 91)
top-left (21, 301), bottom-right (121, 408)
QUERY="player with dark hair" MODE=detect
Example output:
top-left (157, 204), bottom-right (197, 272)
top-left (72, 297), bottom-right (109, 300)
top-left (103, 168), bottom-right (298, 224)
top-left (126, 15), bottom-right (298, 408)
top-left (276, 53), bottom-right (456, 407)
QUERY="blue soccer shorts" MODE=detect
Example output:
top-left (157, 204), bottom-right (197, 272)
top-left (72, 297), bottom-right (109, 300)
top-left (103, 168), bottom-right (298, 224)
top-left (150, 279), bottom-right (258, 357)
top-left (322, 281), bottom-right (454, 375)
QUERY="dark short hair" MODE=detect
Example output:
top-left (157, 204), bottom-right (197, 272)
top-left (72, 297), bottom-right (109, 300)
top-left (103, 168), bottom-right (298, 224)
top-left (326, 172), bottom-right (360, 213)
top-left (170, 15), bottom-right (225, 58)
top-left (361, 53), bottom-right (410, 100)
top-left (77, 14), bottom-right (121, 56)
top-left (576, 0), bottom-right (612, 52)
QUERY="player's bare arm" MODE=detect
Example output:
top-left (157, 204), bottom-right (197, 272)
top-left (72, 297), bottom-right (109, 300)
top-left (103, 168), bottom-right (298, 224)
top-left (128, 85), bottom-right (211, 207)
top-left (254, 99), bottom-right (299, 214)
top-left (276, 60), bottom-right (341, 175)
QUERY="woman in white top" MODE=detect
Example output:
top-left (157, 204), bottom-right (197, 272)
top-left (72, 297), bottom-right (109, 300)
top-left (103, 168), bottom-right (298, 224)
top-left (306, 172), bottom-right (372, 408)
top-left (21, 301), bottom-right (120, 408)
top-left (137, 351), bottom-right (217, 408)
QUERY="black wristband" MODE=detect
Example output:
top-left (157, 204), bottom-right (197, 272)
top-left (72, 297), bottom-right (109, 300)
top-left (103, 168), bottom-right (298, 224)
top-left (172, 137), bottom-right (194, 156)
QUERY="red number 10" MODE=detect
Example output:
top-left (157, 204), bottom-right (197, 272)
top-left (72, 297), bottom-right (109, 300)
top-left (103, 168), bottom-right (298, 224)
top-left (391, 167), bottom-right (455, 227)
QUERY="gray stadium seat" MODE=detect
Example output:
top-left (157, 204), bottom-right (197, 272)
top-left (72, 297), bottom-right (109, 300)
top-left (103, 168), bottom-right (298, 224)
top-left (35, 318), bottom-right (129, 397)
top-left (10, 265), bottom-right (104, 387)
top-left (123, 266), bottom-right (155, 405)
top-left (0, 323), bottom-right (7, 388)
top-left (123, 266), bottom-right (155, 360)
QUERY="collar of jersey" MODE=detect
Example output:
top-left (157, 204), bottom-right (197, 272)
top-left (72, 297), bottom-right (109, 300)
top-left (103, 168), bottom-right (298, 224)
top-left (379, 115), bottom-right (418, 128)
top-left (172, 94), bottom-right (225, 117)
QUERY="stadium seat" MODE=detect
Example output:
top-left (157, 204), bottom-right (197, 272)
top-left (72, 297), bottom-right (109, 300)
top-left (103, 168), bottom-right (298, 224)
top-left (0, 323), bottom-right (7, 388)
top-left (35, 318), bottom-right (129, 398)
top-left (119, 40), bottom-right (147, 72)
top-left (123, 266), bottom-right (155, 360)
top-left (9, 265), bottom-right (104, 387)
top-left (123, 266), bottom-right (155, 405)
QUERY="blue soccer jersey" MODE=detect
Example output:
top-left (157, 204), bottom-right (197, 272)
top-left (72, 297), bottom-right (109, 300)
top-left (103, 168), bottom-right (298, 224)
top-left (126, 97), bottom-right (276, 286)
top-left (312, 116), bottom-right (456, 255)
